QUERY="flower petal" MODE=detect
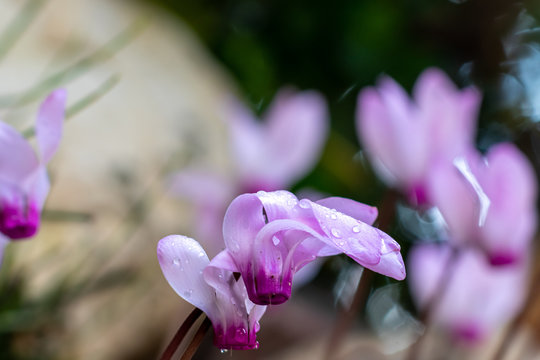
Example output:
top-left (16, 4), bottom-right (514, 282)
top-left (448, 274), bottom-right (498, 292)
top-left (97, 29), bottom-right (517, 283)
top-left (479, 143), bottom-right (537, 263)
top-left (414, 68), bottom-right (481, 162)
top-left (316, 196), bottom-right (378, 225)
top-left (157, 235), bottom-right (215, 316)
top-left (409, 244), bottom-right (528, 342)
top-left (356, 78), bottom-right (429, 189)
top-left (35, 89), bottom-right (66, 164)
top-left (0, 122), bottom-right (39, 185)
top-left (263, 89), bottom-right (328, 187)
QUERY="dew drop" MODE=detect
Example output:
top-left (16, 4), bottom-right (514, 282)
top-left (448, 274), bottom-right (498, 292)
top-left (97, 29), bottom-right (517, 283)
top-left (173, 258), bottom-right (181, 266)
top-left (237, 327), bottom-right (247, 336)
top-left (338, 241), bottom-right (345, 246)
top-left (330, 228), bottom-right (341, 238)
top-left (287, 199), bottom-right (297, 207)
top-left (272, 236), bottom-right (280, 246)
top-left (298, 199), bottom-right (310, 209)
top-left (352, 225), bottom-right (361, 233)
top-left (183, 289), bottom-right (193, 298)
top-left (220, 349), bottom-right (228, 354)
top-left (330, 212), bottom-right (338, 220)
top-left (198, 252), bottom-right (205, 257)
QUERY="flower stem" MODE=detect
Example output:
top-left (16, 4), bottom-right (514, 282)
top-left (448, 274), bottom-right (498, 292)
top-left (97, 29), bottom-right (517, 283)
top-left (179, 317), bottom-right (212, 360)
top-left (159, 308), bottom-right (203, 360)
top-left (405, 247), bottom-right (459, 360)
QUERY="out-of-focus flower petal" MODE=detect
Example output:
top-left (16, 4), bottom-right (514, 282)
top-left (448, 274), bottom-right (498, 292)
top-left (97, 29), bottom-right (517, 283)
top-left (426, 153), bottom-right (481, 244)
top-left (225, 90), bottom-right (328, 190)
top-left (263, 89), bottom-right (328, 187)
top-left (316, 196), bottom-right (378, 225)
top-left (157, 235), bottom-right (215, 316)
top-left (0, 122), bottom-right (39, 185)
top-left (409, 244), bottom-right (528, 343)
top-left (167, 169), bottom-right (236, 256)
top-left (479, 143), bottom-right (537, 264)
top-left (414, 68), bottom-right (481, 161)
top-left (356, 77), bottom-right (429, 189)
top-left (35, 89), bottom-right (66, 164)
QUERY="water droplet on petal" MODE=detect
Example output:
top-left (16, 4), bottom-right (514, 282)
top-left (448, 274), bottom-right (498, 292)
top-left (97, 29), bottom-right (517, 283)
top-left (298, 199), bottom-right (310, 209)
top-left (338, 240), bottom-right (345, 246)
top-left (220, 349), bottom-right (228, 354)
top-left (352, 225), bottom-right (361, 233)
top-left (331, 228), bottom-right (341, 238)
top-left (237, 327), bottom-right (247, 336)
top-left (183, 289), bottom-right (193, 297)
top-left (272, 236), bottom-right (280, 246)
top-left (173, 259), bottom-right (181, 266)
top-left (198, 252), bottom-right (205, 257)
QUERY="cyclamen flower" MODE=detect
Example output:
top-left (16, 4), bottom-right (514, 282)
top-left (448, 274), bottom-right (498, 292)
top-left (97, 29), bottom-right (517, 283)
top-left (0, 89), bottom-right (66, 239)
top-left (356, 68), bottom-right (481, 205)
top-left (408, 244), bottom-right (528, 343)
top-left (157, 235), bottom-right (266, 350)
top-left (216, 190), bottom-right (405, 305)
top-left (427, 143), bottom-right (537, 265)
top-left (169, 89), bottom-right (328, 255)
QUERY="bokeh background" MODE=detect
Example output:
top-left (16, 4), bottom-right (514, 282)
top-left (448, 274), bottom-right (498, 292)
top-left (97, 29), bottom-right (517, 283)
top-left (1, 0), bottom-right (540, 359)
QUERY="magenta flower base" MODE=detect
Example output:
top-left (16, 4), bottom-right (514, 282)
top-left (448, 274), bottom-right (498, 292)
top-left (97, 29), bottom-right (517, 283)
top-left (244, 267), bottom-right (293, 305)
top-left (213, 325), bottom-right (260, 350)
top-left (0, 202), bottom-right (40, 239)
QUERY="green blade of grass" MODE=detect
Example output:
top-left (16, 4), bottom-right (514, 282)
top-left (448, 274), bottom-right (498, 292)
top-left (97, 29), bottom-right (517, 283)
top-left (0, 0), bottom-right (46, 64)
top-left (0, 19), bottom-right (146, 108)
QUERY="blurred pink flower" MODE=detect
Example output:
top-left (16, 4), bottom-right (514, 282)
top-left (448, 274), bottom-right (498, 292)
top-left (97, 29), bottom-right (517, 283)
top-left (356, 68), bottom-right (481, 205)
top-left (0, 89), bottom-right (66, 240)
top-left (157, 235), bottom-right (266, 350)
top-left (427, 143), bottom-right (537, 265)
top-left (216, 190), bottom-right (405, 305)
top-left (169, 89), bottom-right (328, 255)
top-left (408, 244), bottom-right (528, 344)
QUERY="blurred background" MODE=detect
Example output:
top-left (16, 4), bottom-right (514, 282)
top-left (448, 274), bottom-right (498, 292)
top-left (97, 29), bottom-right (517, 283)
top-left (1, 0), bottom-right (540, 359)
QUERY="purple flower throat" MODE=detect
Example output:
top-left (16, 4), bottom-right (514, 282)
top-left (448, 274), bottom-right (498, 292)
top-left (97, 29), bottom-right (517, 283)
top-left (0, 199), bottom-right (40, 239)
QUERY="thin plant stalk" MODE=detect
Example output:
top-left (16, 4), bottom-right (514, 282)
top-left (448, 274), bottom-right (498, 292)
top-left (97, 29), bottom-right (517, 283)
top-left (160, 308), bottom-right (203, 360)
top-left (179, 317), bottom-right (212, 360)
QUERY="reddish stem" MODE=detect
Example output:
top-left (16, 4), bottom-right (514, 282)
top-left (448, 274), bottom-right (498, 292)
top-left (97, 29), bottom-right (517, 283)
top-left (160, 308), bottom-right (203, 360)
top-left (180, 317), bottom-right (212, 360)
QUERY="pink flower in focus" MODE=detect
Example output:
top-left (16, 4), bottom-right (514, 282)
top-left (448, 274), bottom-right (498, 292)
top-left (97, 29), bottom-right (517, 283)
top-left (216, 190), bottom-right (405, 305)
top-left (169, 89), bottom-right (328, 255)
top-left (356, 68), bottom-right (481, 205)
top-left (157, 235), bottom-right (266, 350)
top-left (408, 244), bottom-right (528, 344)
top-left (427, 143), bottom-right (537, 265)
top-left (0, 89), bottom-right (66, 240)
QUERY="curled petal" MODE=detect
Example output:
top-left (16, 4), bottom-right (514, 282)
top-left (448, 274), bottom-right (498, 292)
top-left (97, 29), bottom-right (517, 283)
top-left (36, 89), bottom-right (66, 164)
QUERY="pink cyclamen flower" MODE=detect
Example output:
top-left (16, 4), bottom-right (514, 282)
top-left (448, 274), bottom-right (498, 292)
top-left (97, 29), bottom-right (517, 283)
top-left (0, 89), bottom-right (66, 239)
top-left (408, 244), bottom-right (528, 344)
top-left (157, 235), bottom-right (266, 350)
top-left (168, 89), bottom-right (328, 255)
top-left (215, 190), bottom-right (405, 305)
top-left (427, 143), bottom-right (537, 265)
top-left (356, 68), bottom-right (481, 205)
